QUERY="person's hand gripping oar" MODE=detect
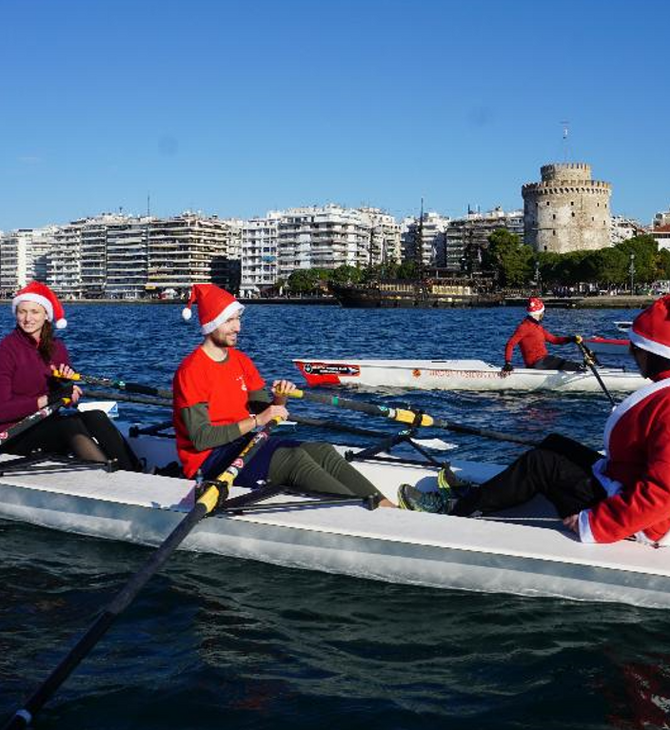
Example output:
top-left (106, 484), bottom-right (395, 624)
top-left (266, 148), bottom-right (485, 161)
top-left (0, 415), bottom-right (285, 730)
top-left (575, 335), bottom-right (617, 407)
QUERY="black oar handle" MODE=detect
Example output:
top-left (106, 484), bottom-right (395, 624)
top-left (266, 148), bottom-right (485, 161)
top-left (576, 339), bottom-right (616, 407)
top-left (0, 385), bottom-right (73, 451)
top-left (52, 371), bottom-right (172, 400)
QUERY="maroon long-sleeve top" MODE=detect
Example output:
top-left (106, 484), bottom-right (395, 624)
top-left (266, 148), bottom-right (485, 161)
top-left (0, 328), bottom-right (70, 431)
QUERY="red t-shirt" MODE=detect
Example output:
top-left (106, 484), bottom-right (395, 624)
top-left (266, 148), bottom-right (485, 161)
top-left (173, 346), bottom-right (265, 478)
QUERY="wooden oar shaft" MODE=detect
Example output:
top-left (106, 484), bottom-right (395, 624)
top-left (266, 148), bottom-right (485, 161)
top-left (0, 417), bottom-right (284, 730)
top-left (286, 389), bottom-right (539, 446)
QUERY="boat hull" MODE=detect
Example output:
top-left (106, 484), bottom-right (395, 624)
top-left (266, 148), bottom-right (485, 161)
top-left (293, 358), bottom-right (646, 392)
top-left (1, 451), bottom-right (670, 608)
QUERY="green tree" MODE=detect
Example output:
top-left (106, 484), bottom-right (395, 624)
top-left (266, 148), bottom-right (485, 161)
top-left (483, 229), bottom-right (534, 287)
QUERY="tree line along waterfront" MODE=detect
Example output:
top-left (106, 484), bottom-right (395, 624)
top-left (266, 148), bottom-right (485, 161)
top-left (281, 230), bottom-right (670, 300)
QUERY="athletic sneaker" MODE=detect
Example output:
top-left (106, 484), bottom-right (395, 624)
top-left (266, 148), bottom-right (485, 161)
top-left (397, 484), bottom-right (452, 514)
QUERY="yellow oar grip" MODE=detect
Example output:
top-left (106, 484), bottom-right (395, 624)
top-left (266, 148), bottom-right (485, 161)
top-left (575, 335), bottom-right (583, 344)
top-left (52, 369), bottom-right (82, 381)
top-left (394, 409), bottom-right (434, 427)
top-left (197, 484), bottom-right (222, 514)
top-left (285, 389), bottom-right (304, 399)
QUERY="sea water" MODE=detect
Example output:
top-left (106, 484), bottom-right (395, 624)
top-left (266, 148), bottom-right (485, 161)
top-left (1, 303), bottom-right (668, 729)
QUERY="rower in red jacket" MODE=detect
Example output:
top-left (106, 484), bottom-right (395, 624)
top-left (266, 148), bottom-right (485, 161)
top-left (502, 297), bottom-right (583, 373)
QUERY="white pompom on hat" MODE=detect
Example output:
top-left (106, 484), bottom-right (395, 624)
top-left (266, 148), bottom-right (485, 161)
top-left (182, 284), bottom-right (244, 334)
top-left (629, 294), bottom-right (670, 360)
top-left (12, 281), bottom-right (67, 329)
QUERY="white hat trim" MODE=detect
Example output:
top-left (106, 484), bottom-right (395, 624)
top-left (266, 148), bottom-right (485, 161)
top-left (12, 293), bottom-right (54, 321)
top-left (629, 329), bottom-right (670, 360)
top-left (529, 307), bottom-right (545, 319)
top-left (201, 300), bottom-right (245, 335)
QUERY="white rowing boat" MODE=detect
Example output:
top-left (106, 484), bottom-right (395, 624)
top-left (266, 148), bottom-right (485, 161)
top-left (293, 357), bottom-right (646, 392)
top-left (0, 412), bottom-right (669, 609)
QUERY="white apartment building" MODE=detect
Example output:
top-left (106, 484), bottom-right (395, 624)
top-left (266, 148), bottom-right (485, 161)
top-left (0, 226), bottom-right (57, 295)
top-left (400, 212), bottom-right (451, 267)
top-left (610, 215), bottom-right (646, 245)
top-left (147, 213), bottom-right (241, 297)
top-left (240, 214), bottom-right (281, 298)
top-left (653, 206), bottom-right (670, 229)
top-left (277, 204), bottom-right (400, 280)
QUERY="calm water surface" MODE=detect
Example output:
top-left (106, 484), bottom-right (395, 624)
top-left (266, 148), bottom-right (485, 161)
top-left (1, 303), bottom-right (669, 729)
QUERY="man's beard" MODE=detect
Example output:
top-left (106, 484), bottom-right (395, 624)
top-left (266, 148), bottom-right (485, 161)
top-left (210, 331), bottom-right (236, 348)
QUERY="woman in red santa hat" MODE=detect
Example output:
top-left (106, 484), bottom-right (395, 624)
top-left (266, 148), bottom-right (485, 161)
top-left (501, 296), bottom-right (583, 374)
top-left (400, 294), bottom-right (670, 546)
top-left (174, 284), bottom-right (395, 506)
top-left (0, 281), bottom-right (141, 470)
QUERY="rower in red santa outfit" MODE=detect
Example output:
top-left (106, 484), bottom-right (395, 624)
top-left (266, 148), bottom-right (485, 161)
top-left (501, 296), bottom-right (584, 374)
top-left (400, 294), bottom-right (670, 546)
top-left (173, 283), bottom-right (395, 506)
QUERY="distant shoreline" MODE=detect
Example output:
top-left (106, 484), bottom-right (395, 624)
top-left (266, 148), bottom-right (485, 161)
top-left (0, 294), bottom-right (654, 309)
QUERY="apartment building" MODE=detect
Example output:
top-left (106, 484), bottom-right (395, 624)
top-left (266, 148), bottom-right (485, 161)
top-left (444, 207), bottom-right (523, 272)
top-left (0, 226), bottom-right (56, 295)
top-left (240, 214), bottom-right (281, 298)
top-left (400, 212), bottom-right (451, 267)
top-left (277, 204), bottom-right (400, 280)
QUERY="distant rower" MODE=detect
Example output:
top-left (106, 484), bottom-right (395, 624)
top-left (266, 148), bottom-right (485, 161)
top-left (502, 297), bottom-right (583, 374)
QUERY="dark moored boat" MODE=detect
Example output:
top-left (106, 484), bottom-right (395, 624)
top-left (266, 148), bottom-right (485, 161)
top-left (331, 278), bottom-right (502, 309)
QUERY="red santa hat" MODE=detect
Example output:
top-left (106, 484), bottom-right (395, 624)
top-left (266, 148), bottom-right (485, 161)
top-left (12, 281), bottom-right (67, 329)
top-left (629, 295), bottom-right (670, 360)
top-left (182, 284), bottom-right (245, 334)
top-left (526, 297), bottom-right (545, 318)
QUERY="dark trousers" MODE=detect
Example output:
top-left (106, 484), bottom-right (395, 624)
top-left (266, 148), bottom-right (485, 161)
top-left (6, 410), bottom-right (142, 471)
top-left (531, 355), bottom-right (583, 372)
top-left (453, 434), bottom-right (607, 518)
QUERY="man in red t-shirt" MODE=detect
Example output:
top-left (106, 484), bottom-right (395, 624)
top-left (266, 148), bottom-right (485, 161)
top-left (173, 284), bottom-right (394, 506)
top-left (502, 297), bottom-right (583, 374)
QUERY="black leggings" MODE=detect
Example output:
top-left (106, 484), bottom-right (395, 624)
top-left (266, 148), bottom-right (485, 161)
top-left (453, 434), bottom-right (607, 518)
top-left (5, 410), bottom-right (142, 471)
top-left (531, 355), bottom-right (583, 372)
top-left (269, 442), bottom-right (384, 499)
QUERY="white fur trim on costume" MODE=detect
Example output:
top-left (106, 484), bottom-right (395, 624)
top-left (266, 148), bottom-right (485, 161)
top-left (201, 300), bottom-right (245, 335)
top-left (182, 307), bottom-right (193, 321)
top-left (602, 377), bottom-right (670, 455)
top-left (591, 457), bottom-right (623, 497)
top-left (55, 318), bottom-right (67, 330)
top-left (578, 510), bottom-right (596, 543)
top-left (529, 309), bottom-right (544, 320)
top-left (629, 329), bottom-right (670, 360)
top-left (12, 293), bottom-right (54, 321)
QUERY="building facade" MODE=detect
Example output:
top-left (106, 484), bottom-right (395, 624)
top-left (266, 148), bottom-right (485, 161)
top-left (522, 163), bottom-right (611, 253)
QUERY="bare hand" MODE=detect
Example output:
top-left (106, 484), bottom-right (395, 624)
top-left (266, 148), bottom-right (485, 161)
top-left (37, 395), bottom-right (49, 409)
top-left (562, 514), bottom-right (579, 534)
top-left (257, 404), bottom-right (289, 426)
top-left (272, 379), bottom-right (296, 404)
top-left (71, 385), bottom-right (83, 405)
top-left (52, 363), bottom-right (77, 379)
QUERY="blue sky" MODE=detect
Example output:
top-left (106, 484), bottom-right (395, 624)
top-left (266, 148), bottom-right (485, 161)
top-left (1, 0), bottom-right (667, 231)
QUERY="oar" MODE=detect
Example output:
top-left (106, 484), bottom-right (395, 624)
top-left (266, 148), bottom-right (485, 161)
top-left (0, 385), bottom-right (74, 451)
top-left (52, 371), bottom-right (171, 400)
top-left (575, 336), bottom-right (617, 407)
top-left (0, 416), bottom-right (284, 730)
top-left (284, 389), bottom-right (540, 446)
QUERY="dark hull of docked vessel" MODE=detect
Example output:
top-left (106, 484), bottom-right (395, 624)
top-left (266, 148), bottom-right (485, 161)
top-left (330, 280), bottom-right (503, 309)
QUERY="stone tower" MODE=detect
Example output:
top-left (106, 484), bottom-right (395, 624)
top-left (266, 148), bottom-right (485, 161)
top-left (522, 163), bottom-right (611, 253)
